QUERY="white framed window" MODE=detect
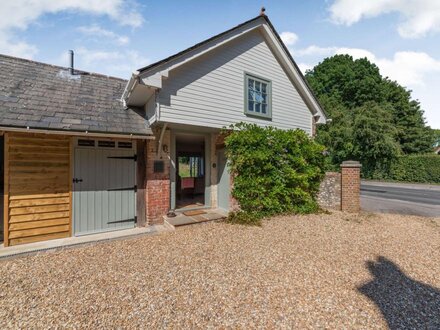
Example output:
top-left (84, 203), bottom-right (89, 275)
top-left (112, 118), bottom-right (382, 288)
top-left (244, 73), bottom-right (272, 119)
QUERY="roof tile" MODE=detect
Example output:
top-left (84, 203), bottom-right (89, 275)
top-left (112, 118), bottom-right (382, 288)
top-left (0, 55), bottom-right (152, 136)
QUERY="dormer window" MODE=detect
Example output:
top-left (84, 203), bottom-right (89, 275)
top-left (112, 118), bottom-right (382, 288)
top-left (245, 73), bottom-right (272, 119)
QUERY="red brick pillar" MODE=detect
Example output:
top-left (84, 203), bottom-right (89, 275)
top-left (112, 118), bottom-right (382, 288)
top-left (146, 130), bottom-right (170, 225)
top-left (340, 160), bottom-right (361, 213)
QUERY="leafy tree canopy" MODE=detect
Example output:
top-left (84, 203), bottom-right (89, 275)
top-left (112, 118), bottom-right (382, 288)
top-left (306, 55), bottom-right (434, 172)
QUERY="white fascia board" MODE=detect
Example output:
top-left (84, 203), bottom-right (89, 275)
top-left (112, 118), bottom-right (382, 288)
top-left (138, 18), bottom-right (264, 80)
top-left (260, 24), bottom-right (327, 123)
top-left (121, 71), bottom-right (140, 103)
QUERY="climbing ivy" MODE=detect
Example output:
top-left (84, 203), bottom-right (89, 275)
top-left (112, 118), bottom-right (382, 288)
top-left (224, 123), bottom-right (325, 225)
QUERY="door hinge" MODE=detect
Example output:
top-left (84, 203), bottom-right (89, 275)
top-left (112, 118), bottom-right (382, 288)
top-left (107, 154), bottom-right (137, 161)
top-left (134, 185), bottom-right (137, 192)
top-left (134, 216), bottom-right (138, 223)
top-left (107, 186), bottom-right (137, 192)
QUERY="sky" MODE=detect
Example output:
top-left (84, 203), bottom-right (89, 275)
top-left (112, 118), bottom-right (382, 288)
top-left (0, 0), bottom-right (439, 128)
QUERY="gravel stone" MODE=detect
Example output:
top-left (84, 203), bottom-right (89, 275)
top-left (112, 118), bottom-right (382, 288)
top-left (0, 212), bottom-right (439, 328)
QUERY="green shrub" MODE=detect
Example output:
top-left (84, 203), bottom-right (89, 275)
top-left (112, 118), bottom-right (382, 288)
top-left (224, 123), bottom-right (326, 225)
top-left (226, 211), bottom-right (262, 226)
top-left (369, 154), bottom-right (440, 183)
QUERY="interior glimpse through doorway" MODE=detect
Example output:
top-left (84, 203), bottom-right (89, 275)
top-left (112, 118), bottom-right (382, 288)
top-left (176, 134), bottom-right (205, 209)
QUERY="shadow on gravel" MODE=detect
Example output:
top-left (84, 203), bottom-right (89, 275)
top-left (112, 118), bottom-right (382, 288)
top-left (358, 256), bottom-right (440, 329)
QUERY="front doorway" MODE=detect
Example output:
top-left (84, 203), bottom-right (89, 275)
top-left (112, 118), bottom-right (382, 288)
top-left (173, 133), bottom-right (210, 210)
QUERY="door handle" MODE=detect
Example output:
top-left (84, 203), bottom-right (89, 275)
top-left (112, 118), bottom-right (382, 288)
top-left (73, 178), bottom-right (83, 183)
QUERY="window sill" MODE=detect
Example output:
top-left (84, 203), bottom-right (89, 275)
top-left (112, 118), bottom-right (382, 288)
top-left (244, 112), bottom-right (272, 120)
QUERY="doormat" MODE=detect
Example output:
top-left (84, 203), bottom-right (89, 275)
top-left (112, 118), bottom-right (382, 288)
top-left (183, 210), bottom-right (207, 216)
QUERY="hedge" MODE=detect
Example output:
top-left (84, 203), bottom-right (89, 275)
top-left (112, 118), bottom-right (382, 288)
top-left (224, 123), bottom-right (326, 225)
top-left (370, 154), bottom-right (440, 183)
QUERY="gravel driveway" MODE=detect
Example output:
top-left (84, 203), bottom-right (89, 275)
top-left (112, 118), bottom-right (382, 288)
top-left (1, 212), bottom-right (439, 328)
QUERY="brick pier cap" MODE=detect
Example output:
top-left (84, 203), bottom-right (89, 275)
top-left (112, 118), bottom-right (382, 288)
top-left (340, 160), bottom-right (362, 168)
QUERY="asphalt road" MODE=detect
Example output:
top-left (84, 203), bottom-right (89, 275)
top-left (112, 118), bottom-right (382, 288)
top-left (361, 181), bottom-right (440, 217)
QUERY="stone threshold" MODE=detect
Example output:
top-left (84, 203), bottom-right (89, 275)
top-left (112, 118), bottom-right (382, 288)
top-left (165, 208), bottom-right (227, 227)
top-left (0, 223), bottom-right (175, 259)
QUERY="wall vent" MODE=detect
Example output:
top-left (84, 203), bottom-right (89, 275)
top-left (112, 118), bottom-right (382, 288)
top-left (98, 141), bottom-right (116, 148)
top-left (78, 139), bottom-right (95, 147)
top-left (118, 141), bottom-right (132, 149)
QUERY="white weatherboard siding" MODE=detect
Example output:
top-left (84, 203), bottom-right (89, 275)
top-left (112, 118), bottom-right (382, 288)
top-left (158, 30), bottom-right (313, 134)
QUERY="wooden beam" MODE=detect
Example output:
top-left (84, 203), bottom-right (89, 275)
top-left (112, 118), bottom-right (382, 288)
top-left (69, 137), bottom-right (73, 237)
top-left (3, 133), bottom-right (9, 246)
top-left (136, 140), bottom-right (147, 227)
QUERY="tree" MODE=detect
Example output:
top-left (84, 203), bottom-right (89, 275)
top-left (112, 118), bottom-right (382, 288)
top-left (314, 95), bottom-right (354, 167)
top-left (383, 80), bottom-right (433, 153)
top-left (352, 102), bottom-right (401, 175)
top-left (306, 54), bottom-right (434, 173)
top-left (433, 129), bottom-right (440, 147)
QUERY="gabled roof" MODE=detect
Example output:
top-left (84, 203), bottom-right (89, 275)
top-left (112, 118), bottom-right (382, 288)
top-left (0, 54), bottom-right (152, 136)
top-left (137, 15), bottom-right (264, 74)
top-left (125, 14), bottom-right (327, 123)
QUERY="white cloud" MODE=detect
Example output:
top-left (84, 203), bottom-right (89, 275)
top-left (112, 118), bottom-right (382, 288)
top-left (297, 63), bottom-right (313, 73)
top-left (294, 45), bottom-right (336, 57)
top-left (375, 51), bottom-right (440, 86)
top-left (329, 0), bottom-right (440, 38)
top-left (65, 47), bottom-right (150, 78)
top-left (335, 48), bottom-right (376, 61)
top-left (292, 43), bottom-right (440, 127)
top-left (76, 47), bottom-right (122, 65)
top-left (297, 45), bottom-right (440, 88)
top-left (78, 25), bottom-right (129, 45)
top-left (280, 31), bottom-right (298, 46)
top-left (0, 0), bottom-right (143, 58)
top-left (0, 33), bottom-right (38, 58)
top-left (292, 45), bottom-right (375, 60)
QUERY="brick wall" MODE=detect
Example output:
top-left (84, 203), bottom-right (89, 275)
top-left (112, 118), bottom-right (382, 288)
top-left (340, 161), bottom-right (361, 213)
top-left (146, 129), bottom-right (171, 225)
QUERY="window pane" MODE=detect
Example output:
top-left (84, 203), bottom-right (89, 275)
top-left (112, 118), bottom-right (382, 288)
top-left (248, 79), bottom-right (255, 101)
top-left (262, 83), bottom-right (267, 93)
top-left (255, 103), bottom-right (261, 113)
top-left (255, 91), bottom-right (263, 103)
top-left (255, 81), bottom-right (261, 92)
top-left (248, 100), bottom-right (254, 112)
top-left (262, 93), bottom-right (267, 103)
top-left (262, 104), bottom-right (267, 114)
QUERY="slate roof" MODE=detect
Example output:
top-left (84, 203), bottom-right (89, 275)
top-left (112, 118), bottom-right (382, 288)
top-left (0, 54), bottom-right (152, 136)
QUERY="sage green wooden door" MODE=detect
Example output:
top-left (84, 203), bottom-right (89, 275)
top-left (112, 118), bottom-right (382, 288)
top-left (217, 149), bottom-right (230, 211)
top-left (73, 147), bottom-right (136, 235)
